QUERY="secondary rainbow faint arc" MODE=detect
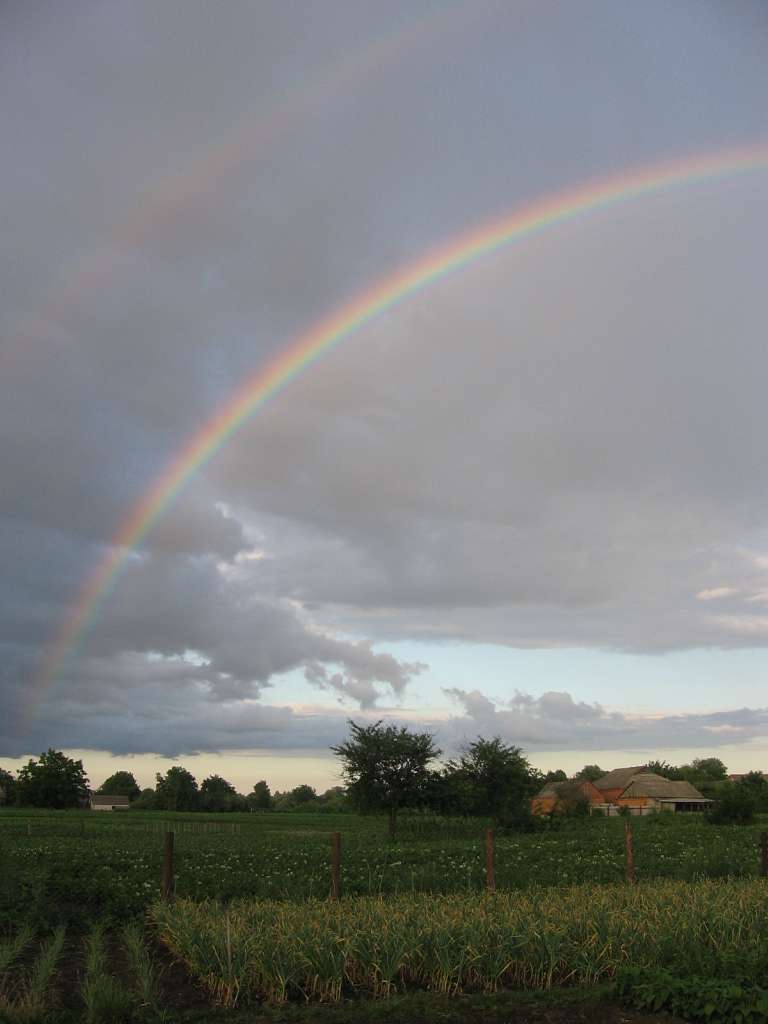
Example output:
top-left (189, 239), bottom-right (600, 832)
top-left (34, 142), bottom-right (768, 715)
top-left (2, 1), bottom-right (475, 376)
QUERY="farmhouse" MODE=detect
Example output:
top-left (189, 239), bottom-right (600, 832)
top-left (90, 794), bottom-right (130, 811)
top-left (613, 773), bottom-right (712, 814)
top-left (532, 767), bottom-right (712, 816)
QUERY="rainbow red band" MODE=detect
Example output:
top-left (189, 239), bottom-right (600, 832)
top-left (32, 142), bottom-right (768, 719)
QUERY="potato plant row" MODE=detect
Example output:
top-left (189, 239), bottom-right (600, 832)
top-left (2, 811), bottom-right (767, 927)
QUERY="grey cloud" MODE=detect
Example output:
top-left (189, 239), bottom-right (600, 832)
top-left (304, 664), bottom-right (381, 710)
top-left (1, 539), bottom-right (425, 751)
top-left (5, 668), bottom-right (768, 759)
top-left (69, 551), bottom-right (425, 703)
top-left (214, 166), bottom-right (768, 651)
top-left (442, 687), bottom-right (768, 753)
top-left (1, 639), bottom-right (424, 759)
top-left (304, 644), bottom-right (425, 708)
top-left (1, 663), bottom-right (354, 759)
top-left (2, 2), bottom-right (768, 755)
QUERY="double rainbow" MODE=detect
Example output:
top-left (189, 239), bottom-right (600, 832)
top-left (33, 142), bottom-right (768, 718)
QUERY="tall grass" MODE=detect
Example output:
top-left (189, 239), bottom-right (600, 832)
top-left (152, 880), bottom-right (768, 1007)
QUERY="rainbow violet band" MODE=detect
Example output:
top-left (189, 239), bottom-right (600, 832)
top-left (33, 142), bottom-right (768, 717)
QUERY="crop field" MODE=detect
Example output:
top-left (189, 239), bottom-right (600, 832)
top-left (3, 810), bottom-right (768, 1021)
top-left (2, 809), bottom-right (767, 925)
top-left (151, 881), bottom-right (768, 1006)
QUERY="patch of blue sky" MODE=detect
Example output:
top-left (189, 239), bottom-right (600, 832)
top-left (266, 643), bottom-right (768, 716)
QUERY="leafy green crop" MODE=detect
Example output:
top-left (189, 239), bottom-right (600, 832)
top-left (2, 809), bottom-right (767, 929)
top-left (617, 967), bottom-right (768, 1022)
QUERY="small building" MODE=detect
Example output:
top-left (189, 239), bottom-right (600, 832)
top-left (90, 794), bottom-right (130, 811)
top-left (532, 778), bottom-right (604, 815)
top-left (614, 774), bottom-right (712, 814)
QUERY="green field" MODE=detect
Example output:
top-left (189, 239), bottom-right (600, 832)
top-left (2, 807), bottom-right (766, 925)
top-left (2, 809), bottom-right (768, 1022)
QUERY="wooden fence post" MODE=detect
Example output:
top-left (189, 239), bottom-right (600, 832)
top-left (162, 831), bottom-right (175, 901)
top-left (486, 828), bottom-right (496, 892)
top-left (331, 831), bottom-right (341, 900)
top-left (624, 819), bottom-right (636, 884)
top-left (760, 832), bottom-right (768, 878)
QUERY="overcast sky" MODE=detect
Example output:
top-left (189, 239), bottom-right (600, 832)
top-left (2, 1), bottom-right (768, 792)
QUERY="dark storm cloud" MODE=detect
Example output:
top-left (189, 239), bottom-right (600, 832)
top-left (2, 1), bottom-right (768, 755)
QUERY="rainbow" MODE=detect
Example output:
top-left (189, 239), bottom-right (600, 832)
top-left (32, 142), bottom-right (768, 718)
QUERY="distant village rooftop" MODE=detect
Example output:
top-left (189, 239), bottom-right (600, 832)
top-left (90, 794), bottom-right (130, 810)
top-left (591, 766), bottom-right (647, 792)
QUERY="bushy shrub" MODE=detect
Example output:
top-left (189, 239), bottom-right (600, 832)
top-left (707, 785), bottom-right (756, 825)
top-left (497, 806), bottom-right (543, 832)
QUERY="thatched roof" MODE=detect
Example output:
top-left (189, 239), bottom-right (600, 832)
top-left (620, 774), bottom-right (708, 801)
top-left (593, 766), bottom-right (647, 791)
top-left (91, 794), bottom-right (130, 806)
top-left (535, 779), bottom-right (597, 801)
top-left (536, 780), bottom-right (571, 799)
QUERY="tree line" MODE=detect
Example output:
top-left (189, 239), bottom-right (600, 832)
top-left (2, 727), bottom-right (766, 832)
top-left (0, 752), bottom-right (344, 814)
